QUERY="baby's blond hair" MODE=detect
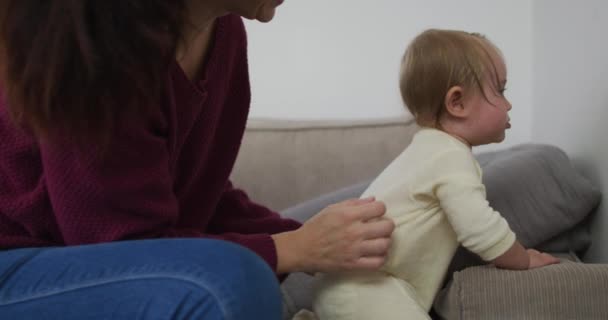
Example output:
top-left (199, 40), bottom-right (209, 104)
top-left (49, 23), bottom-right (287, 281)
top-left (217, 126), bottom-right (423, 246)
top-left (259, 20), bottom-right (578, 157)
top-left (399, 29), bottom-right (503, 126)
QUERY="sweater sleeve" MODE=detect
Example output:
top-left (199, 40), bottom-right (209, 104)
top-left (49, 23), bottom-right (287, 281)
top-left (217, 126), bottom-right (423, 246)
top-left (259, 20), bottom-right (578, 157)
top-left (210, 181), bottom-right (302, 235)
top-left (207, 182), bottom-right (302, 271)
top-left (39, 114), bottom-right (294, 271)
top-left (39, 111), bottom-right (184, 244)
top-left (431, 149), bottom-right (516, 261)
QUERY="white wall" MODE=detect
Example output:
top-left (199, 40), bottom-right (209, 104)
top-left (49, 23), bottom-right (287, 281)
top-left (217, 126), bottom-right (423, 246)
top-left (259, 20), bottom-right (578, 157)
top-left (244, 0), bottom-right (534, 150)
top-left (532, 0), bottom-right (608, 262)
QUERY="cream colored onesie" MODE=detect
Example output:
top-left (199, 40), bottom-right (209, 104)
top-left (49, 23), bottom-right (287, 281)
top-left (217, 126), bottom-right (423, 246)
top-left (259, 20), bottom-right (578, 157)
top-left (313, 128), bottom-right (516, 320)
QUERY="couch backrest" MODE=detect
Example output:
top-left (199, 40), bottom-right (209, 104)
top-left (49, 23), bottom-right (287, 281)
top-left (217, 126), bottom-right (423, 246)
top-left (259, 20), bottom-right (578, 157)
top-left (231, 116), bottom-right (419, 210)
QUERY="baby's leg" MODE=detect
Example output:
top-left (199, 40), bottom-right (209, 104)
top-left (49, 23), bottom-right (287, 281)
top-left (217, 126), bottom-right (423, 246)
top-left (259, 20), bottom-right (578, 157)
top-left (313, 272), bottom-right (431, 320)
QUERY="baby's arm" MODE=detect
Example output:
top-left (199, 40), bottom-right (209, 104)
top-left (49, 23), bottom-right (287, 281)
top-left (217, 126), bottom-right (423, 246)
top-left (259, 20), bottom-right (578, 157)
top-left (493, 241), bottom-right (560, 270)
top-left (431, 149), bottom-right (559, 270)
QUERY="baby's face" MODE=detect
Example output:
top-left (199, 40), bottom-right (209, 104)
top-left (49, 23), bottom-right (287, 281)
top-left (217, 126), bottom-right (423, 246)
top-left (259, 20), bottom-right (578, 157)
top-left (465, 49), bottom-right (512, 146)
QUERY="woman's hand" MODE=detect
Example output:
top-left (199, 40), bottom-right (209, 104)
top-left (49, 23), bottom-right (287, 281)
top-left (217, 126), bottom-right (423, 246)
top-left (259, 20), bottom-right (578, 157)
top-left (272, 197), bottom-right (395, 274)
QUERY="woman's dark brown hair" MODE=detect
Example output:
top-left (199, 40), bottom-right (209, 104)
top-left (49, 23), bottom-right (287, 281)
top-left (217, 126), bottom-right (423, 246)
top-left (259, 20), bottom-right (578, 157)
top-left (0, 0), bottom-right (187, 141)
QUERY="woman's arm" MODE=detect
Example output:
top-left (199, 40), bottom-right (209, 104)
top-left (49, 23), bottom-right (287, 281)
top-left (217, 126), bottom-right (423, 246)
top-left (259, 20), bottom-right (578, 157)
top-left (39, 110), bottom-right (293, 271)
top-left (208, 181), bottom-right (302, 236)
top-left (40, 112), bottom-right (184, 244)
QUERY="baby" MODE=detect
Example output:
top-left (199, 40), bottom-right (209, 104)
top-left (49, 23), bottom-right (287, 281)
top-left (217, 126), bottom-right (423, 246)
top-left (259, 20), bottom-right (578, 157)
top-left (312, 29), bottom-right (560, 320)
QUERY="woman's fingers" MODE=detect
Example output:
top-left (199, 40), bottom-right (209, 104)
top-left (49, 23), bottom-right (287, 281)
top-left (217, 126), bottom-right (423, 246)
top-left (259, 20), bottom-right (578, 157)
top-left (350, 200), bottom-right (387, 221)
top-left (358, 237), bottom-right (392, 257)
top-left (354, 256), bottom-right (387, 270)
top-left (295, 199), bottom-right (394, 273)
top-left (361, 217), bottom-right (395, 240)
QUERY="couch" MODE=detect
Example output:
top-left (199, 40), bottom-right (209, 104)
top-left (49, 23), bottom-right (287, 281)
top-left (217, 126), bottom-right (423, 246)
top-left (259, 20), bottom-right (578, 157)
top-left (231, 116), bottom-right (607, 320)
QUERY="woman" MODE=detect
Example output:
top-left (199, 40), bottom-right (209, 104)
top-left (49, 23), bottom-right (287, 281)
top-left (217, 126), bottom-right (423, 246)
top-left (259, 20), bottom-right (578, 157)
top-left (0, 1), bottom-right (394, 319)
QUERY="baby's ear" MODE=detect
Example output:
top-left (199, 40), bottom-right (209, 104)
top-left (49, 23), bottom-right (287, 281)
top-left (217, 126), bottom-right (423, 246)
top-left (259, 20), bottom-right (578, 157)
top-left (444, 86), bottom-right (470, 119)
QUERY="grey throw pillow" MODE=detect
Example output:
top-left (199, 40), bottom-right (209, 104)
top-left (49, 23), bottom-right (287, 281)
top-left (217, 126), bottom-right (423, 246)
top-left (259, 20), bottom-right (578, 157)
top-left (475, 143), bottom-right (601, 248)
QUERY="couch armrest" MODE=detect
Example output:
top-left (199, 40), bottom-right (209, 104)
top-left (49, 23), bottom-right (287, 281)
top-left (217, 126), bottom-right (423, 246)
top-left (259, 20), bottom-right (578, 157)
top-left (434, 258), bottom-right (608, 320)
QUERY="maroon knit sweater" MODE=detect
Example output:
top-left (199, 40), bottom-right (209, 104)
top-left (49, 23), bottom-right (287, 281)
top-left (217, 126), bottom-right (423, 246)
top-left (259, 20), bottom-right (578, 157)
top-left (0, 14), bottom-right (301, 271)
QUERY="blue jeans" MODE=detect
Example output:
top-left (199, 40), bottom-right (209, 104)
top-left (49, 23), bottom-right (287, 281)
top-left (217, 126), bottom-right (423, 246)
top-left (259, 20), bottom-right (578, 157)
top-left (0, 239), bottom-right (282, 320)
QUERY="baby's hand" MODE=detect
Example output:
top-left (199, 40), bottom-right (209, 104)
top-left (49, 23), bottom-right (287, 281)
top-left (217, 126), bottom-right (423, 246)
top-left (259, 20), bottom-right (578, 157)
top-left (527, 249), bottom-right (560, 269)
